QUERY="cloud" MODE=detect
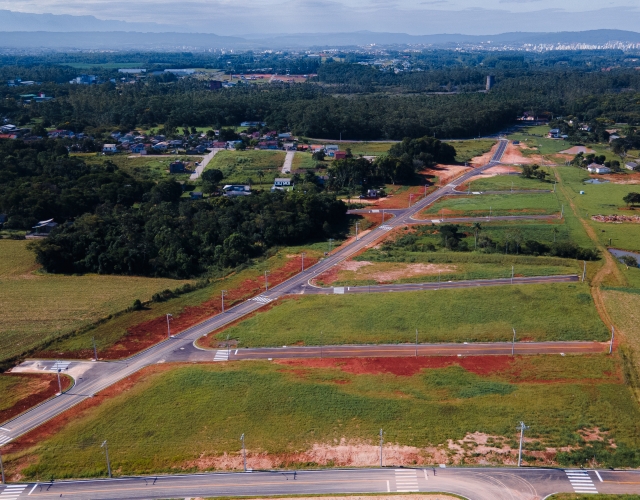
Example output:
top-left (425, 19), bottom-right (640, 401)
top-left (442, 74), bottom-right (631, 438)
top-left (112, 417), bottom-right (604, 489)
top-left (420, 0), bottom-right (449, 4)
top-left (499, 0), bottom-right (542, 3)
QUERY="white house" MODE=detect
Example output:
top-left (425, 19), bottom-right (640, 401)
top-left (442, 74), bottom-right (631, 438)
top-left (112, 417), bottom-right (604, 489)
top-left (325, 144), bottom-right (339, 152)
top-left (273, 178), bottom-right (292, 187)
top-left (102, 144), bottom-right (117, 154)
top-left (625, 162), bottom-right (638, 171)
top-left (152, 142), bottom-right (168, 151)
top-left (587, 164), bottom-right (611, 174)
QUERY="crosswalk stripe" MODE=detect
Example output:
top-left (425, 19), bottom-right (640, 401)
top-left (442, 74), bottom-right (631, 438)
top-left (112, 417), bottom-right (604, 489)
top-left (50, 361), bottom-right (70, 371)
top-left (251, 295), bottom-right (272, 304)
top-left (213, 350), bottom-right (229, 362)
top-left (394, 469), bottom-right (419, 492)
top-left (379, 225), bottom-right (393, 231)
top-left (565, 470), bottom-right (597, 494)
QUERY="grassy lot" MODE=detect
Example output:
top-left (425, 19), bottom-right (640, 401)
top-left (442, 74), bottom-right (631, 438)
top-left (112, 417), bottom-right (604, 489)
top-left (319, 257), bottom-right (579, 287)
top-left (468, 173), bottom-right (554, 191)
top-left (0, 240), bottom-right (191, 365)
top-left (37, 243), bottom-right (329, 359)
top-left (204, 150), bottom-right (286, 186)
top-left (219, 283), bottom-right (607, 346)
top-left (7, 354), bottom-right (639, 478)
top-left (73, 153), bottom-right (203, 182)
top-left (0, 375), bottom-right (45, 412)
top-left (448, 139), bottom-right (496, 163)
top-left (555, 166), bottom-right (640, 251)
top-left (420, 193), bottom-right (561, 217)
top-left (291, 152), bottom-right (318, 170)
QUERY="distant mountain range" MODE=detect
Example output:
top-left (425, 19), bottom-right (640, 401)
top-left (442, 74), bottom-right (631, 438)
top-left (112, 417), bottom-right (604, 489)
top-left (0, 9), bottom-right (639, 51)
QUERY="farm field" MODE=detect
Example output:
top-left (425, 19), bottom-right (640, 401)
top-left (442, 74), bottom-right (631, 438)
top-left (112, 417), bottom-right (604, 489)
top-left (4, 354), bottom-right (639, 479)
top-left (448, 139), bottom-right (496, 163)
top-left (555, 166), bottom-right (640, 251)
top-left (419, 192), bottom-right (561, 218)
top-left (0, 240), bottom-right (192, 366)
top-left (35, 243), bottom-right (327, 360)
top-left (212, 283), bottom-right (608, 347)
top-left (466, 173), bottom-right (554, 192)
top-left (204, 150), bottom-right (286, 186)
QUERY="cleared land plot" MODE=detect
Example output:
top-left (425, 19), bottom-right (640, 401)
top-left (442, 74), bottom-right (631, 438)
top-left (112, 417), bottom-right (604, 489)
top-left (74, 153), bottom-right (203, 182)
top-left (36, 244), bottom-right (327, 360)
top-left (466, 173), bottom-right (554, 192)
top-left (419, 193), bottom-right (561, 218)
top-left (0, 240), bottom-right (191, 365)
top-left (313, 257), bottom-right (579, 287)
top-left (556, 167), bottom-right (640, 251)
top-left (337, 142), bottom-right (396, 156)
top-left (448, 139), bottom-right (496, 164)
top-left (204, 150), bottom-right (286, 186)
top-left (291, 152), bottom-right (318, 170)
top-left (218, 283), bottom-right (607, 346)
top-left (0, 373), bottom-right (72, 424)
top-left (5, 354), bottom-right (638, 479)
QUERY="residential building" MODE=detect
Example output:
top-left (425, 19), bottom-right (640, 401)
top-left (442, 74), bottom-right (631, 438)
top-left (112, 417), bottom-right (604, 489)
top-left (334, 151), bottom-right (347, 160)
top-left (26, 219), bottom-right (58, 238)
top-left (222, 185), bottom-right (251, 196)
top-left (102, 144), bottom-right (118, 154)
top-left (625, 162), bottom-right (639, 171)
top-left (273, 178), bottom-right (292, 187)
top-left (169, 161), bottom-right (186, 173)
top-left (587, 164), bottom-right (611, 174)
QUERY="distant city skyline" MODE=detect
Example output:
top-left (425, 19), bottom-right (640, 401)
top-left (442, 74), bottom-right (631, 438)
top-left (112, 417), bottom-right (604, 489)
top-left (0, 3), bottom-right (637, 36)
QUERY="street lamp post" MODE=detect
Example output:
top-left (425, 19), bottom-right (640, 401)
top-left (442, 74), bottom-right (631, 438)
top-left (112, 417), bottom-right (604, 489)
top-left (512, 328), bottom-right (516, 356)
top-left (328, 238), bottom-right (334, 254)
top-left (264, 271), bottom-right (270, 291)
top-left (0, 448), bottom-right (5, 484)
top-left (379, 429), bottom-right (384, 467)
top-left (56, 368), bottom-right (62, 395)
top-left (409, 193), bottom-right (414, 207)
top-left (517, 422), bottom-right (529, 467)
top-left (582, 261), bottom-right (587, 282)
top-left (511, 265), bottom-right (514, 284)
top-left (610, 326), bottom-right (615, 354)
top-left (415, 329), bottom-right (418, 357)
top-left (92, 336), bottom-right (98, 361)
top-left (101, 440), bottom-right (112, 478)
top-left (355, 222), bottom-right (360, 241)
top-left (221, 290), bottom-right (227, 313)
top-left (241, 434), bottom-right (247, 472)
top-left (301, 252), bottom-right (306, 272)
top-left (166, 313), bottom-right (173, 338)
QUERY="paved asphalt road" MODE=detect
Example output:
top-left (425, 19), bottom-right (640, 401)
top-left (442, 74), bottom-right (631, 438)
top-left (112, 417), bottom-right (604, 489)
top-left (3, 467), bottom-right (640, 499)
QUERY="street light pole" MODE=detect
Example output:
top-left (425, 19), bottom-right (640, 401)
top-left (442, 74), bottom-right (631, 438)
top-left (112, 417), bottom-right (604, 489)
top-left (511, 265), bottom-right (514, 284)
top-left (328, 238), bottom-right (334, 254)
top-left (264, 270), bottom-right (270, 291)
top-left (582, 261), bottom-right (587, 282)
top-left (240, 434), bottom-right (247, 472)
top-left (221, 290), bottom-right (227, 313)
top-left (355, 222), bottom-right (360, 241)
top-left (409, 193), bottom-right (414, 207)
top-left (301, 252), bottom-right (306, 272)
top-left (415, 329), bottom-right (418, 357)
top-left (0, 448), bottom-right (5, 484)
top-left (379, 429), bottom-right (384, 467)
top-left (320, 331), bottom-right (323, 359)
top-left (92, 336), bottom-right (98, 361)
top-left (57, 368), bottom-right (62, 395)
top-left (610, 326), bottom-right (615, 354)
top-left (512, 328), bottom-right (516, 356)
top-left (517, 422), bottom-right (529, 467)
top-left (166, 313), bottom-right (173, 338)
top-left (101, 440), bottom-right (112, 478)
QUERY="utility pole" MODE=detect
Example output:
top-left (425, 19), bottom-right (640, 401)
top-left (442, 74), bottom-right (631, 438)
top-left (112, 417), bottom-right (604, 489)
top-left (328, 238), bottom-right (334, 254)
top-left (240, 434), bottom-right (247, 472)
top-left (320, 331), bottom-right (323, 359)
top-left (609, 326), bottom-right (615, 354)
top-left (355, 222), bottom-right (360, 241)
top-left (582, 261), bottom-right (586, 282)
top-left (227, 334), bottom-right (230, 358)
top-left (221, 290), bottom-right (227, 313)
top-left (301, 252), bottom-right (306, 272)
top-left (415, 329), bottom-right (418, 357)
top-left (57, 368), bottom-right (62, 395)
top-left (512, 328), bottom-right (516, 356)
top-left (511, 265), bottom-right (514, 284)
top-left (409, 193), bottom-right (414, 207)
top-left (379, 429), bottom-right (384, 467)
top-left (92, 336), bottom-right (98, 361)
top-left (166, 313), bottom-right (173, 338)
top-left (517, 422), bottom-right (529, 467)
top-left (561, 205), bottom-right (564, 219)
top-left (0, 448), bottom-right (5, 484)
top-left (101, 440), bottom-right (112, 478)
top-left (424, 184), bottom-right (428, 197)
top-left (489, 206), bottom-right (492, 220)
top-left (264, 270), bottom-right (270, 291)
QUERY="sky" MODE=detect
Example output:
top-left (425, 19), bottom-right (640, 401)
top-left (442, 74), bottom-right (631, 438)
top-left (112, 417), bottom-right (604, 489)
top-left (0, 1), bottom-right (639, 36)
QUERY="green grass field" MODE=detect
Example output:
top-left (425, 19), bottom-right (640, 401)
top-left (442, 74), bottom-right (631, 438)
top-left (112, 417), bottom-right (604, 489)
top-left (38, 243), bottom-right (330, 358)
top-left (291, 152), bottom-right (318, 170)
top-left (555, 166), bottom-right (640, 251)
top-left (468, 173), bottom-right (554, 191)
top-left (8, 354), bottom-right (639, 478)
top-left (219, 283), bottom-right (607, 346)
top-left (0, 240), bottom-right (191, 365)
top-left (204, 150), bottom-right (286, 186)
top-left (420, 193), bottom-right (561, 217)
top-left (448, 139), bottom-right (497, 163)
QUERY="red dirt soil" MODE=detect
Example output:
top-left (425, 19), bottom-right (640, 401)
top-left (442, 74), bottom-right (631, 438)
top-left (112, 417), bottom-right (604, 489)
top-left (276, 356), bottom-right (515, 377)
top-left (0, 374), bottom-right (72, 425)
top-left (36, 256), bottom-right (317, 361)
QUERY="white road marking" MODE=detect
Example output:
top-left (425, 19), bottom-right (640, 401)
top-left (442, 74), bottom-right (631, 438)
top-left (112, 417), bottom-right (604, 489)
top-left (235, 349), bottom-right (238, 355)
top-left (595, 470), bottom-right (603, 482)
top-left (28, 485), bottom-right (38, 496)
top-left (395, 469), bottom-right (419, 492)
top-left (213, 350), bottom-right (229, 362)
top-left (565, 470), bottom-right (598, 493)
top-left (251, 295), bottom-right (272, 304)
top-left (50, 361), bottom-right (70, 371)
top-left (0, 485), bottom-right (27, 499)
top-left (378, 225), bottom-right (393, 231)
top-left (386, 480), bottom-right (390, 492)
top-left (0, 434), bottom-right (12, 445)
top-left (423, 469), bottom-right (428, 480)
